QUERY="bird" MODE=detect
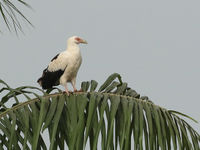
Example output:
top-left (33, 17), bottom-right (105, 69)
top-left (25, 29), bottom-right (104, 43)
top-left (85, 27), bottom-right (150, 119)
top-left (37, 36), bottom-right (87, 95)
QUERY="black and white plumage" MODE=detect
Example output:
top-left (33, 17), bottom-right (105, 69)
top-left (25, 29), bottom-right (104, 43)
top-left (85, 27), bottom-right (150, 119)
top-left (37, 36), bottom-right (87, 95)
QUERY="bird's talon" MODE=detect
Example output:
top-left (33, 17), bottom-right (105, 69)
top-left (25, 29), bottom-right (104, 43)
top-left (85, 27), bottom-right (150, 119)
top-left (74, 89), bottom-right (83, 93)
top-left (78, 88), bottom-right (83, 92)
top-left (63, 91), bottom-right (70, 96)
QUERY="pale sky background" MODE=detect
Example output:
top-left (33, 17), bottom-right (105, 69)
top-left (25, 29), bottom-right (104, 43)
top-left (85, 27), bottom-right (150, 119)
top-left (0, 0), bottom-right (200, 145)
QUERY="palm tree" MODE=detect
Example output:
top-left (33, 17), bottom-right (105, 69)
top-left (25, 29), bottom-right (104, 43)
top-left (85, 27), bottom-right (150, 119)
top-left (1, 2), bottom-right (200, 149)
top-left (0, 0), bottom-right (32, 33)
top-left (0, 73), bottom-right (199, 150)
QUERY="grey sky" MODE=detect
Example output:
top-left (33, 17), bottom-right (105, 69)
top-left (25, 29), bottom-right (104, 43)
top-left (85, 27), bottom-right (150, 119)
top-left (1, 0), bottom-right (200, 138)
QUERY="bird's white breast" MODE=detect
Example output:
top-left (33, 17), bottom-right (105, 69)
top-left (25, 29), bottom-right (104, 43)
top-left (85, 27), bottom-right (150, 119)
top-left (61, 47), bottom-right (82, 82)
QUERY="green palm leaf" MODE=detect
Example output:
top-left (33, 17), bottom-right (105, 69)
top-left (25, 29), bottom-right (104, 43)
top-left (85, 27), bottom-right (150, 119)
top-left (0, 73), bottom-right (199, 149)
top-left (0, 0), bottom-right (32, 33)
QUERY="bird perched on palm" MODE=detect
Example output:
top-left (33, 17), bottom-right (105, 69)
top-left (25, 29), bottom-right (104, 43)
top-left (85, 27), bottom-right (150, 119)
top-left (37, 36), bottom-right (87, 95)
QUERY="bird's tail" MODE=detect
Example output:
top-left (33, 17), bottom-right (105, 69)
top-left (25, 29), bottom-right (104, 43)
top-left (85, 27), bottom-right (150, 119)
top-left (37, 68), bottom-right (62, 89)
top-left (37, 69), bottom-right (56, 89)
top-left (37, 68), bottom-right (49, 89)
top-left (37, 77), bottom-right (43, 87)
top-left (37, 68), bottom-right (50, 89)
top-left (37, 76), bottom-right (53, 89)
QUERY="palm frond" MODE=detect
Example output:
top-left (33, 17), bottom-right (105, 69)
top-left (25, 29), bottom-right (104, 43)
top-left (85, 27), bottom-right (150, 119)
top-left (0, 0), bottom-right (32, 34)
top-left (0, 73), bottom-right (199, 150)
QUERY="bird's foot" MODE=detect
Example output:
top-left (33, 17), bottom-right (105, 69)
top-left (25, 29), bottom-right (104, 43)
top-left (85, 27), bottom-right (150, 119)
top-left (74, 88), bottom-right (83, 93)
top-left (78, 88), bottom-right (83, 92)
top-left (63, 89), bottom-right (72, 96)
top-left (74, 89), bottom-right (78, 93)
top-left (64, 90), bottom-right (76, 96)
top-left (63, 91), bottom-right (69, 96)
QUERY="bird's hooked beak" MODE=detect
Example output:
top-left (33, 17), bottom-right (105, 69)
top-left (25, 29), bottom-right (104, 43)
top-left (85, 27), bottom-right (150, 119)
top-left (79, 38), bottom-right (88, 44)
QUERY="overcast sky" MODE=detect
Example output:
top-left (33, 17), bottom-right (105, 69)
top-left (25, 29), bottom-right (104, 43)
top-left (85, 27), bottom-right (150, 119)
top-left (1, 0), bottom-right (200, 139)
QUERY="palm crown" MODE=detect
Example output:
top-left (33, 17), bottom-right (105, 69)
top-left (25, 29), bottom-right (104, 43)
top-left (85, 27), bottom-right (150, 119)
top-left (0, 73), bottom-right (199, 150)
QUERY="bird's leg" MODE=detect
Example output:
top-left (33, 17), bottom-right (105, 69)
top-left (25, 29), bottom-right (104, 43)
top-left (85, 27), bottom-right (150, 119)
top-left (64, 85), bottom-right (70, 96)
top-left (71, 78), bottom-right (78, 92)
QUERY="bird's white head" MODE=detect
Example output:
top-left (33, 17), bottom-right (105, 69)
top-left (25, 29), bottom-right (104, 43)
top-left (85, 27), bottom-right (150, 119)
top-left (67, 36), bottom-right (88, 46)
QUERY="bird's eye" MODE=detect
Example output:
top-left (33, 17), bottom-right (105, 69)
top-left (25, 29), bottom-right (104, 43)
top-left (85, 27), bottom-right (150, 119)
top-left (75, 37), bottom-right (81, 42)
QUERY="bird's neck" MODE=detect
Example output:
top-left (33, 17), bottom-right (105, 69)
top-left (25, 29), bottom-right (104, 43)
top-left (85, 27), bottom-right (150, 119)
top-left (67, 42), bottom-right (79, 50)
top-left (66, 43), bottom-right (80, 54)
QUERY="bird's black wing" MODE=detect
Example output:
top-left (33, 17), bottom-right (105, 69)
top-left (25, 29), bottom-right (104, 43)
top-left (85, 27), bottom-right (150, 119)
top-left (37, 53), bottom-right (67, 89)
